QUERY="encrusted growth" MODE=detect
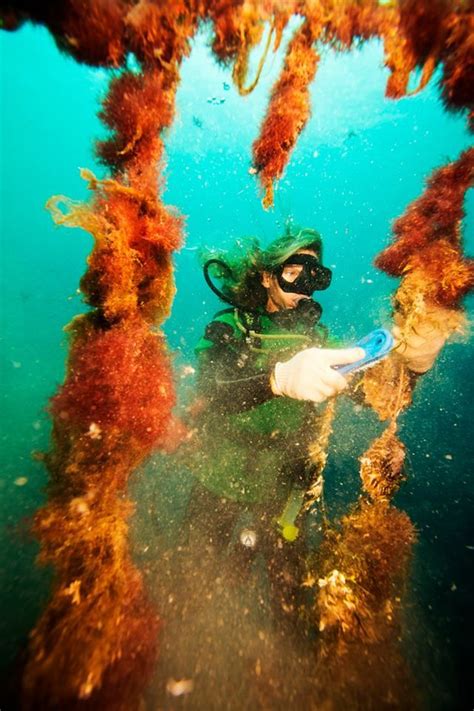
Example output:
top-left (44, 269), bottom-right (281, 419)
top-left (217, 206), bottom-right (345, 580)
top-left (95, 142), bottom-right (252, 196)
top-left (313, 501), bottom-right (417, 708)
top-left (360, 421), bottom-right (407, 502)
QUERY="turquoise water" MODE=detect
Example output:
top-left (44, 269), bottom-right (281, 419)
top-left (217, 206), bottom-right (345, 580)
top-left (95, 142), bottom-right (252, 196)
top-left (1, 22), bottom-right (473, 708)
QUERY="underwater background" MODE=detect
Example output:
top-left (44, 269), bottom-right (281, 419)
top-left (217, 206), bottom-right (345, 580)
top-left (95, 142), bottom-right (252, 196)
top-left (1, 21), bottom-right (473, 709)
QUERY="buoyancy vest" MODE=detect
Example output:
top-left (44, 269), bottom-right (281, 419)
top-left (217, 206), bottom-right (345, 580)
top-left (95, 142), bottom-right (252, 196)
top-left (188, 308), bottom-right (330, 505)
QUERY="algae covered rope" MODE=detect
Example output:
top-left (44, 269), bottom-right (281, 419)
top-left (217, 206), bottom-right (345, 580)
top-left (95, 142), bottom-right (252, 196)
top-left (304, 399), bottom-right (336, 515)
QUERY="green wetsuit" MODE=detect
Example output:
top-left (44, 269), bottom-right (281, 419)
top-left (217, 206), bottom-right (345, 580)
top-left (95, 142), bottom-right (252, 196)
top-left (188, 307), bottom-right (330, 509)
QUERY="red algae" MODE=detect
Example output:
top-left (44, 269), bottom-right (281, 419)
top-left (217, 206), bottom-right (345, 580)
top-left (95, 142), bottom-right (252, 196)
top-left (51, 318), bottom-right (175, 451)
top-left (398, 0), bottom-right (474, 125)
top-left (252, 22), bottom-right (319, 209)
top-left (317, 501), bottom-right (416, 642)
top-left (313, 124), bottom-right (472, 711)
top-left (366, 150), bottom-right (473, 436)
top-left (125, 0), bottom-right (199, 69)
top-left (15, 7), bottom-right (185, 706)
top-left (24, 203), bottom-right (179, 708)
top-left (376, 147), bottom-right (474, 286)
top-left (358, 149), bottom-right (473, 523)
top-left (0, 0), bottom-right (129, 66)
top-left (362, 151), bottom-right (474, 503)
top-left (97, 69), bottom-right (177, 181)
top-left (2, 2), bottom-right (472, 205)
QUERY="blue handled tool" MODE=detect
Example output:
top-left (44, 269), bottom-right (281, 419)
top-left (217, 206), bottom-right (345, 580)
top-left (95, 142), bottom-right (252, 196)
top-left (335, 328), bottom-right (394, 375)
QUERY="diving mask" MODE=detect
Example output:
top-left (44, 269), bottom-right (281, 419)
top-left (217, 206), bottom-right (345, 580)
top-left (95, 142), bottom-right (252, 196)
top-left (275, 254), bottom-right (332, 296)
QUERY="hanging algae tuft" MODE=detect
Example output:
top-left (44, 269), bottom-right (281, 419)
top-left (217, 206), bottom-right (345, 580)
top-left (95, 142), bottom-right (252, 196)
top-left (313, 500), bottom-right (418, 709)
top-left (311, 462), bottom-right (418, 705)
top-left (361, 356), bottom-right (413, 421)
top-left (3, 2), bottom-right (472, 211)
top-left (18, 16), bottom-right (195, 710)
top-left (365, 147), bottom-right (474, 424)
top-left (252, 22), bottom-right (319, 209)
top-left (23, 285), bottom-right (178, 708)
top-left (395, 0), bottom-right (474, 127)
top-left (249, 0), bottom-right (474, 207)
top-left (376, 147), bottom-right (474, 297)
top-left (359, 148), bottom-right (473, 516)
top-left (359, 364), bottom-right (411, 503)
top-left (360, 421), bottom-right (407, 502)
top-left (316, 501), bottom-right (416, 642)
top-left (24, 194), bottom-right (180, 705)
top-left (356, 148), bottom-right (473, 517)
top-left (312, 149), bottom-right (473, 709)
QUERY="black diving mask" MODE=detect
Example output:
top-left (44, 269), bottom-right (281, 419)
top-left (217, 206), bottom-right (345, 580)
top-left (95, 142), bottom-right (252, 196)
top-left (275, 254), bottom-right (332, 296)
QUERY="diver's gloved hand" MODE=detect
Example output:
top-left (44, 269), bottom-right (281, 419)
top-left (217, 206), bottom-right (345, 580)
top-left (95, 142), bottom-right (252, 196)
top-left (271, 347), bottom-right (365, 403)
top-left (392, 305), bottom-right (463, 374)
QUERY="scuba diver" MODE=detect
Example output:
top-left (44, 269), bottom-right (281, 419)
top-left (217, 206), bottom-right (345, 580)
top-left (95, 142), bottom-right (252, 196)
top-left (171, 225), bottom-right (450, 622)
top-left (150, 224), bottom-right (456, 705)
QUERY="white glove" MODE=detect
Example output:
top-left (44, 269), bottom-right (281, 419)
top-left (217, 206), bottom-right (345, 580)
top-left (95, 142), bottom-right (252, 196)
top-left (271, 347), bottom-right (365, 403)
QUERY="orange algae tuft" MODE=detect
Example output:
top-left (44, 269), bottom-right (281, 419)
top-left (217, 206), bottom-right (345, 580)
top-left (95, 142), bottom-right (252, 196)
top-left (23, 494), bottom-right (159, 710)
top-left (401, 240), bottom-right (474, 307)
top-left (48, 168), bottom-right (181, 322)
top-left (51, 317), bottom-right (175, 451)
top-left (49, 0), bottom-right (128, 67)
top-left (367, 150), bottom-right (473, 464)
top-left (359, 422), bottom-right (407, 502)
top-left (207, 0), bottom-right (268, 65)
top-left (313, 501), bottom-right (418, 707)
top-left (361, 357), bottom-right (413, 421)
top-left (125, 0), bottom-right (199, 69)
top-left (96, 69), bottom-right (176, 184)
top-left (316, 501), bottom-right (416, 643)
top-left (252, 22), bottom-right (319, 208)
top-left (1, 0), bottom-right (129, 66)
top-left (371, 149), bottom-right (472, 421)
top-left (376, 147), bottom-right (474, 292)
top-left (2, 2), bottom-right (473, 201)
top-left (397, 0), bottom-right (474, 122)
top-left (316, 143), bottom-right (474, 710)
top-left (18, 14), bottom-right (185, 706)
top-left (22, 310), bottom-right (177, 707)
